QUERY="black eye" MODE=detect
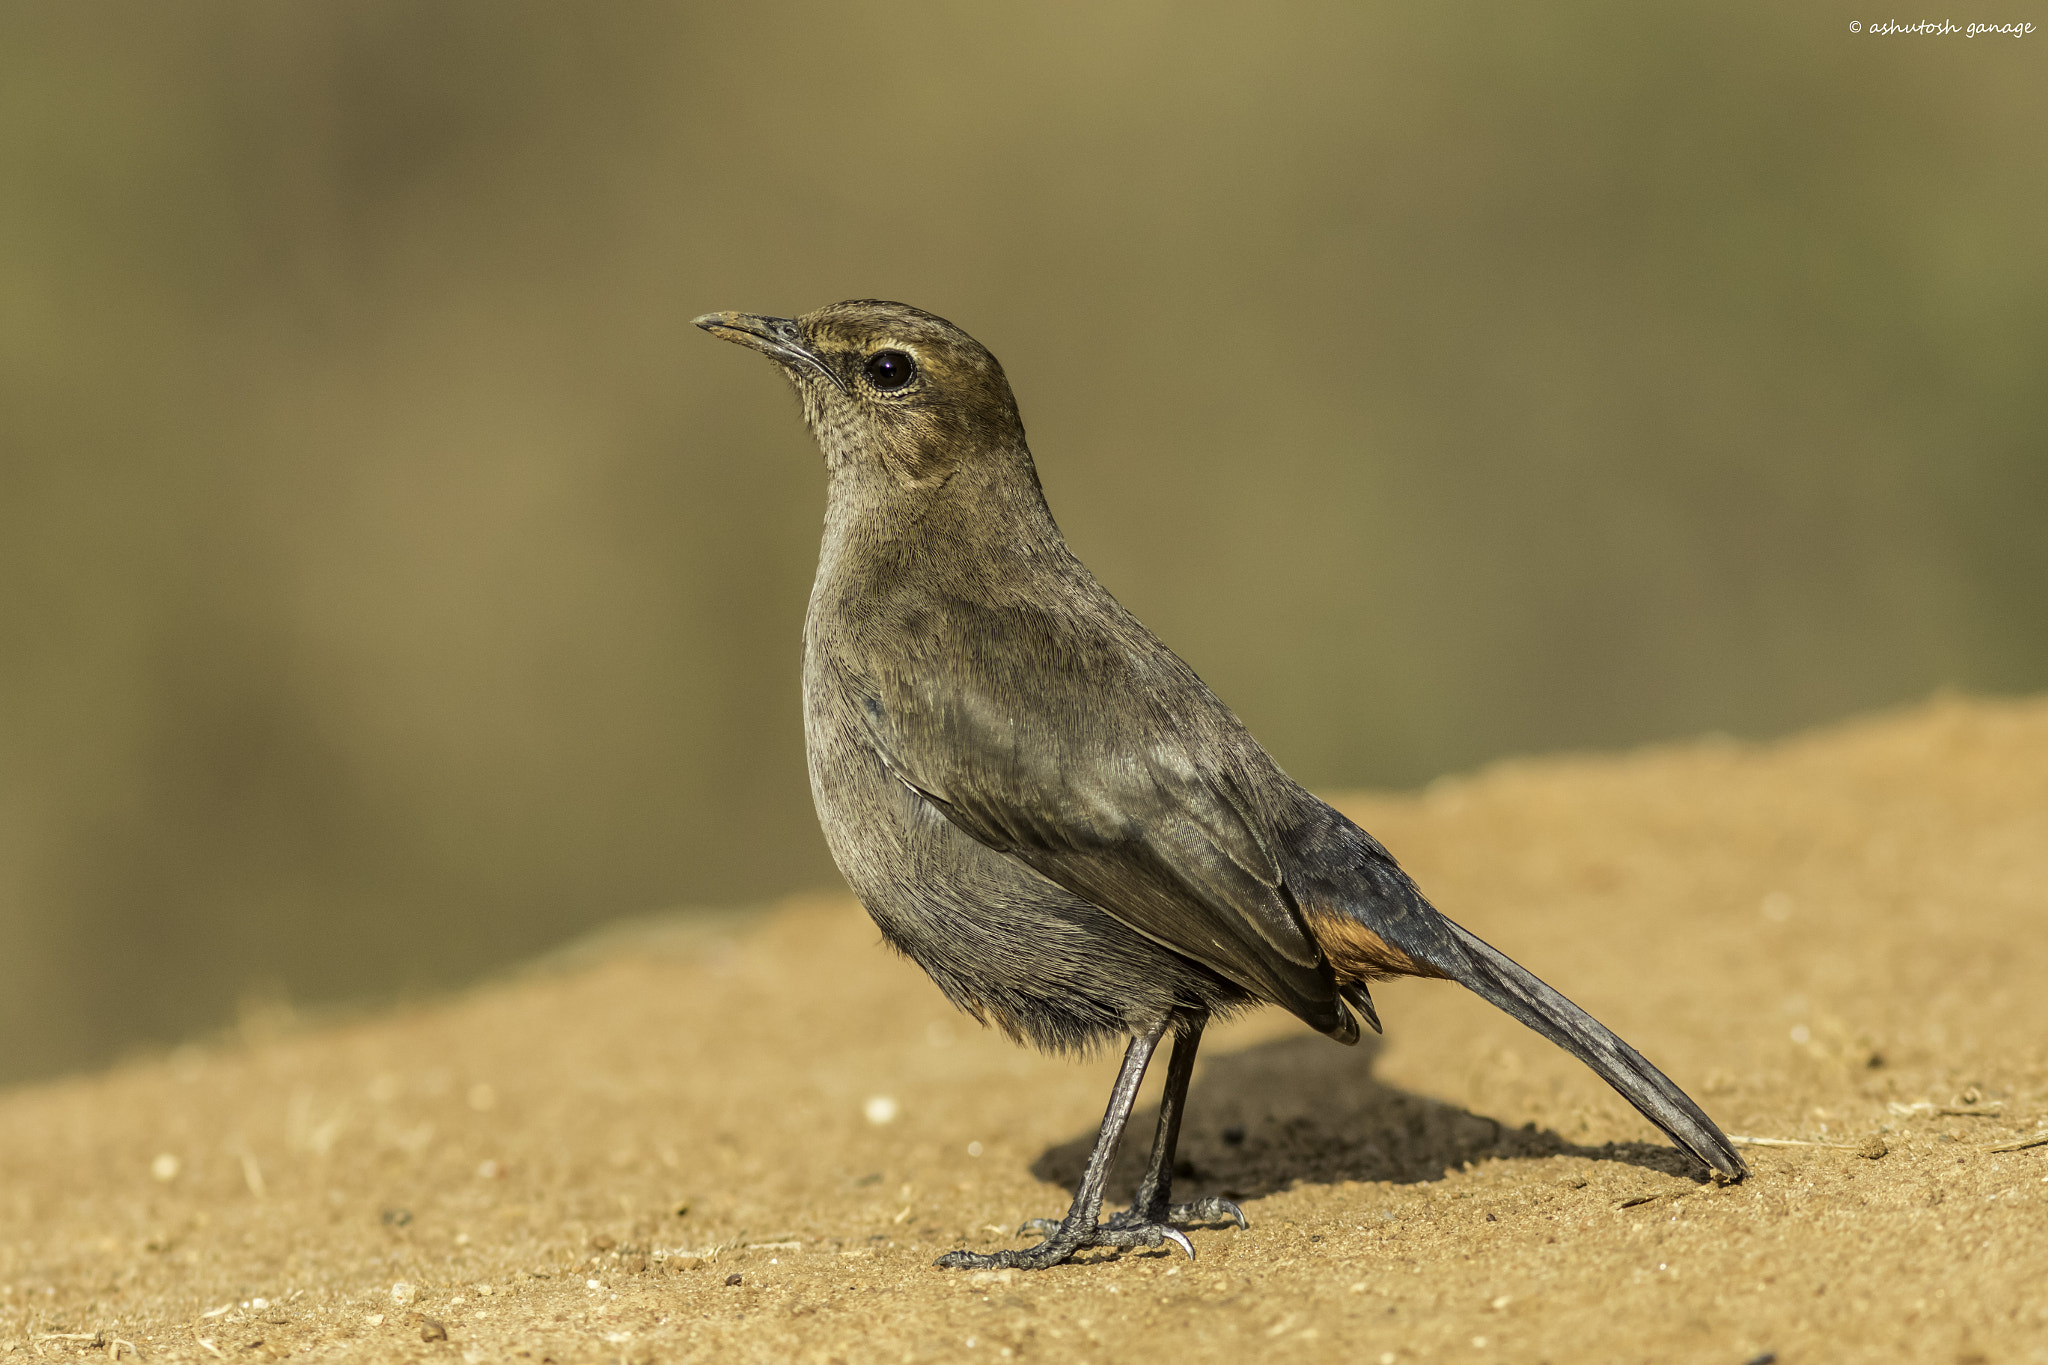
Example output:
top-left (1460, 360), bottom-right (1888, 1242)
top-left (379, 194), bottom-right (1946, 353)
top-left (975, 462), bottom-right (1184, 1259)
top-left (863, 349), bottom-right (916, 391)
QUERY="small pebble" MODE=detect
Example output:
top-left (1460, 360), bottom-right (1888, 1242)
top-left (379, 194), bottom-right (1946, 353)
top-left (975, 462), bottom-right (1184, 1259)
top-left (389, 1282), bottom-right (418, 1306)
top-left (1858, 1135), bottom-right (1889, 1160)
top-left (418, 1316), bottom-right (447, 1342)
top-left (150, 1154), bottom-right (180, 1183)
top-left (725, 1272), bottom-right (743, 1287)
top-left (864, 1096), bottom-right (900, 1125)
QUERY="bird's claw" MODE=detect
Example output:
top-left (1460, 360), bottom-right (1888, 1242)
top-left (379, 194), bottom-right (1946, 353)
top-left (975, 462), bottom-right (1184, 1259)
top-left (1146, 1224), bottom-right (1197, 1260)
top-left (1167, 1196), bottom-right (1249, 1230)
top-left (1099, 1195), bottom-right (1249, 1232)
top-left (1003, 1194), bottom-right (1247, 1252)
top-left (937, 1215), bottom-right (1199, 1270)
top-left (1017, 1195), bottom-right (1246, 1244)
top-left (935, 1244), bottom-right (1065, 1271)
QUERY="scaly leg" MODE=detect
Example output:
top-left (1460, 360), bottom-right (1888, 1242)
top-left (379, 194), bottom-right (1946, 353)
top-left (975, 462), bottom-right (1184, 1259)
top-left (1022, 1011), bottom-right (1247, 1241)
top-left (936, 1020), bottom-right (1192, 1269)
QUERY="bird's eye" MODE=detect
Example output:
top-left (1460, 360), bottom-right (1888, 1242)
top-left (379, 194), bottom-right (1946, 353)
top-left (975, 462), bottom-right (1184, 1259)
top-left (863, 349), bottom-right (917, 391)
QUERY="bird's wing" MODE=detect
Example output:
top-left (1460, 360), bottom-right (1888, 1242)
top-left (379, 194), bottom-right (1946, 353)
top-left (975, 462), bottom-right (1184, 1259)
top-left (852, 603), bottom-right (1350, 1036)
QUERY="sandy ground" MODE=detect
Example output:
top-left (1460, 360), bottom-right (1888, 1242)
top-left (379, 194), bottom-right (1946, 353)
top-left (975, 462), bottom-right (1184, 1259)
top-left (4, 695), bottom-right (2046, 1365)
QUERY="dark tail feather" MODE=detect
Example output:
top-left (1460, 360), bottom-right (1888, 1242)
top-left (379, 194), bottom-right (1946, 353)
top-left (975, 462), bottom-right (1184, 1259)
top-left (1430, 918), bottom-right (1747, 1180)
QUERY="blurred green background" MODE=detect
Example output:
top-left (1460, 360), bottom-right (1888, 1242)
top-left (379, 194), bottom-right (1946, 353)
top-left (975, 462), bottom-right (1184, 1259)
top-left (2, 2), bottom-right (2043, 1086)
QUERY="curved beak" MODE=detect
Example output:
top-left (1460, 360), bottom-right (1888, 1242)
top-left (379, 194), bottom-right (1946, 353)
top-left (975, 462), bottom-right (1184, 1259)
top-left (693, 311), bottom-right (845, 392)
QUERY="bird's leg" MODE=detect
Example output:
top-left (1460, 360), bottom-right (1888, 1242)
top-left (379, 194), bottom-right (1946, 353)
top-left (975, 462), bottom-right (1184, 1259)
top-left (1115, 1011), bottom-right (1248, 1230)
top-left (1021, 1011), bottom-right (1247, 1237)
top-left (936, 1020), bottom-right (1192, 1270)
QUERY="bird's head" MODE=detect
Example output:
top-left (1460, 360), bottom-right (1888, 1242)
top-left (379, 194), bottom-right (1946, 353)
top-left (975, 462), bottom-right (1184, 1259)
top-left (695, 300), bottom-right (1026, 489)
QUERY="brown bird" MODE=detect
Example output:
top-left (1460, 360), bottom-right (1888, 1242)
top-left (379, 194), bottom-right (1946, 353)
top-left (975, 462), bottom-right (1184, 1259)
top-left (696, 299), bottom-right (1745, 1270)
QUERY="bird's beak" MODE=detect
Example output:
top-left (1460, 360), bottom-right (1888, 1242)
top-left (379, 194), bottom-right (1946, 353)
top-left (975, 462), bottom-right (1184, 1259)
top-left (693, 311), bottom-right (845, 392)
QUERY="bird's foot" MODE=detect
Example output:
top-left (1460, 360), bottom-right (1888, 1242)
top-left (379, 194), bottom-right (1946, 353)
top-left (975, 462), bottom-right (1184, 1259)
top-left (1018, 1194), bottom-right (1247, 1238)
top-left (936, 1217), bottom-right (1195, 1271)
top-left (1154, 1195), bottom-right (1250, 1230)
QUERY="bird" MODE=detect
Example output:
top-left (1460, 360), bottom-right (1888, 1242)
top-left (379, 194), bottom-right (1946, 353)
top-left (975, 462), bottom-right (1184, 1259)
top-left (694, 299), bottom-right (1746, 1271)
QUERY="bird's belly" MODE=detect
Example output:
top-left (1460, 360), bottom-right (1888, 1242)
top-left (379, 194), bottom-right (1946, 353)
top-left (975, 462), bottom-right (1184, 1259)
top-left (800, 669), bottom-right (1247, 1050)
top-left (802, 693), bottom-right (1072, 948)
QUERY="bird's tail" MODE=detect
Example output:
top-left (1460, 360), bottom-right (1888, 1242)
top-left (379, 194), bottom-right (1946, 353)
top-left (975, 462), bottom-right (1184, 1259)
top-left (1287, 810), bottom-right (1746, 1179)
top-left (1416, 916), bottom-right (1747, 1180)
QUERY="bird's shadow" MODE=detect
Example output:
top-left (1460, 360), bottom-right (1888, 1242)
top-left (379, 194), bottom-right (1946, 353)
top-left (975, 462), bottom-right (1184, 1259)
top-left (1031, 1031), bottom-right (1707, 1205)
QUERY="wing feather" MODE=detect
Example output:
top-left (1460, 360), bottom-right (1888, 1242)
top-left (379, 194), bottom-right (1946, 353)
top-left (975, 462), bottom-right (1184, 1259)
top-left (852, 596), bottom-right (1343, 1028)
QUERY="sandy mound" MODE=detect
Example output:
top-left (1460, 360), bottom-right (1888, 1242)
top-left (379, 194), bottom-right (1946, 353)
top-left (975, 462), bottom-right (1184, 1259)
top-left (4, 696), bottom-right (2045, 1363)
